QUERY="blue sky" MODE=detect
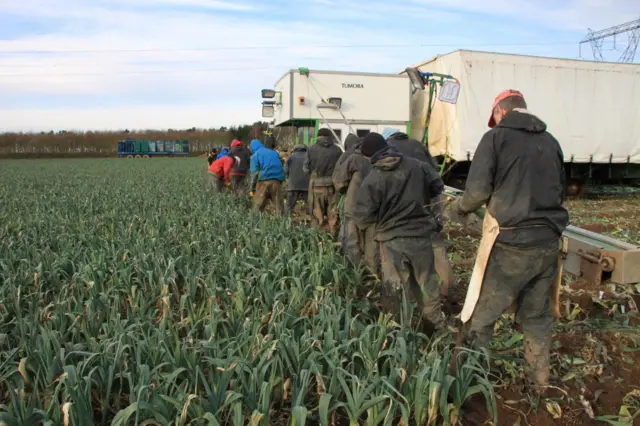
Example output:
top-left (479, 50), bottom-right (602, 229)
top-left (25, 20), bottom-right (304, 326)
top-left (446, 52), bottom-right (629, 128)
top-left (0, 0), bottom-right (638, 131)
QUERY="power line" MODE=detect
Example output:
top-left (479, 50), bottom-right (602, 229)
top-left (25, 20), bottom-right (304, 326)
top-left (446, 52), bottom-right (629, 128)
top-left (0, 66), bottom-right (276, 77)
top-left (0, 41), bottom-right (577, 55)
top-left (0, 51), bottom-right (440, 68)
top-left (579, 17), bottom-right (640, 63)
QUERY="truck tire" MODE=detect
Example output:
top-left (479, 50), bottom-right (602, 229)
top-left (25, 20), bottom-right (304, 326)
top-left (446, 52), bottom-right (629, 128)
top-left (143, 155), bottom-right (150, 158)
top-left (134, 155), bottom-right (142, 158)
top-left (126, 155), bottom-right (134, 158)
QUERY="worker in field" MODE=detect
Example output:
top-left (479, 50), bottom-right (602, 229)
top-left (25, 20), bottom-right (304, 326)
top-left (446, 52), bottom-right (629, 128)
top-left (249, 138), bottom-right (285, 215)
top-left (352, 133), bottom-right (445, 332)
top-left (216, 146), bottom-right (229, 160)
top-left (303, 128), bottom-right (343, 238)
top-left (381, 127), bottom-right (456, 299)
top-left (451, 89), bottom-right (569, 388)
top-left (207, 148), bottom-right (218, 166)
top-left (207, 150), bottom-right (236, 192)
top-left (229, 140), bottom-right (251, 195)
top-left (333, 133), bottom-right (361, 254)
top-left (332, 134), bottom-right (375, 267)
top-left (381, 127), bottom-right (438, 168)
top-left (284, 145), bottom-right (310, 216)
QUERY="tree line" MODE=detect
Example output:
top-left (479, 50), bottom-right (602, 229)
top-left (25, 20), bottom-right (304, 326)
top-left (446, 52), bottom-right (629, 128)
top-left (0, 122), bottom-right (297, 157)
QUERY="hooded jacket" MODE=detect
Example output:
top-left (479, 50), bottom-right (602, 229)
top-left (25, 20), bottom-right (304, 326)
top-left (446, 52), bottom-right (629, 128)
top-left (285, 145), bottom-right (310, 191)
top-left (458, 109), bottom-right (569, 247)
top-left (208, 155), bottom-right (235, 183)
top-left (303, 136), bottom-right (343, 187)
top-left (332, 141), bottom-right (371, 214)
top-left (229, 143), bottom-right (251, 176)
top-left (336, 134), bottom-right (361, 167)
top-left (216, 147), bottom-right (229, 160)
top-left (386, 132), bottom-right (438, 170)
top-left (352, 145), bottom-right (444, 242)
top-left (249, 139), bottom-right (285, 183)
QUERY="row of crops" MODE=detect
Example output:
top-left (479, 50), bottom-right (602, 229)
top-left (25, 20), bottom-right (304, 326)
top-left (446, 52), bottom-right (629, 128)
top-left (0, 159), bottom-right (496, 425)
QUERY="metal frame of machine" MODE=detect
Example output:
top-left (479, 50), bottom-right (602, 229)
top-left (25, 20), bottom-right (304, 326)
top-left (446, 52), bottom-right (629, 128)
top-left (444, 186), bottom-right (640, 286)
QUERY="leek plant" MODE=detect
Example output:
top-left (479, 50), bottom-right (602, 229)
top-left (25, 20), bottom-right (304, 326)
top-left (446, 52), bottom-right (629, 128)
top-left (0, 159), bottom-right (496, 425)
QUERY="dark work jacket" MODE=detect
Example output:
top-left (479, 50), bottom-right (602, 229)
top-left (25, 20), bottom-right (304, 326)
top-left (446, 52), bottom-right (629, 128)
top-left (387, 132), bottom-right (446, 226)
top-left (387, 133), bottom-right (438, 170)
top-left (285, 146), bottom-right (310, 192)
top-left (332, 143), bottom-right (371, 214)
top-left (303, 136), bottom-right (343, 187)
top-left (336, 134), bottom-right (360, 167)
top-left (229, 146), bottom-right (251, 176)
top-left (458, 110), bottom-right (569, 247)
top-left (352, 146), bottom-right (444, 242)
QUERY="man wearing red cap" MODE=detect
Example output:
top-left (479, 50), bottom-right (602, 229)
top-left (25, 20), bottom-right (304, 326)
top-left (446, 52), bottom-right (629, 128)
top-left (229, 140), bottom-right (251, 195)
top-left (453, 90), bottom-right (569, 388)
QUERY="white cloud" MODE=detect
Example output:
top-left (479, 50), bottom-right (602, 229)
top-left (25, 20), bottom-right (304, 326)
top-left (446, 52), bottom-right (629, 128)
top-left (0, 106), bottom-right (261, 132)
top-left (407, 0), bottom-right (640, 31)
top-left (124, 0), bottom-right (257, 11)
top-left (0, 0), bottom-right (638, 131)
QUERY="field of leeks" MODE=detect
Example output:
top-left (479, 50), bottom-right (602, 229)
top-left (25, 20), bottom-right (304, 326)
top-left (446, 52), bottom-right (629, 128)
top-left (0, 159), bottom-right (496, 425)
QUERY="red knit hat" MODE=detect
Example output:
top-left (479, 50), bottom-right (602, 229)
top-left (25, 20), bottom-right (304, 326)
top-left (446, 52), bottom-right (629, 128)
top-left (231, 140), bottom-right (243, 147)
top-left (488, 89), bottom-right (524, 128)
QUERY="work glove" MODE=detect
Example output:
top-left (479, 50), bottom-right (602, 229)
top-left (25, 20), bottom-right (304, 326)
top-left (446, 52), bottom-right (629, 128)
top-left (443, 198), bottom-right (471, 228)
top-left (249, 191), bottom-right (254, 198)
top-left (224, 181), bottom-right (231, 188)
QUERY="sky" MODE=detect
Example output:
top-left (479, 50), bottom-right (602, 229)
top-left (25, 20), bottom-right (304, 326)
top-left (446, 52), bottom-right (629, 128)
top-left (0, 0), bottom-right (639, 132)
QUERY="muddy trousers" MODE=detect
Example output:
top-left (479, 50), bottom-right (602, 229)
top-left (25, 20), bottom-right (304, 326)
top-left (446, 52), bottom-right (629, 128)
top-left (341, 218), bottom-right (362, 265)
top-left (432, 232), bottom-right (455, 293)
top-left (362, 226), bottom-right (379, 275)
top-left (311, 186), bottom-right (340, 238)
top-left (341, 219), bottom-right (378, 271)
top-left (253, 180), bottom-right (283, 215)
top-left (379, 236), bottom-right (443, 330)
top-left (466, 239), bottom-right (560, 386)
top-left (230, 175), bottom-right (248, 195)
top-left (208, 175), bottom-right (225, 192)
top-left (285, 190), bottom-right (308, 215)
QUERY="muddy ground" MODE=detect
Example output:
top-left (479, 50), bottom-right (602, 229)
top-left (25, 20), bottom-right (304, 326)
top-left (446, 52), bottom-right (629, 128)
top-left (566, 190), bottom-right (640, 246)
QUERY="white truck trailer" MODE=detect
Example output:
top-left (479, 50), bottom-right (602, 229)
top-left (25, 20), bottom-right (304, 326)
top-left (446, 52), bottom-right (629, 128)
top-left (406, 50), bottom-right (640, 187)
top-left (261, 51), bottom-right (640, 186)
top-left (261, 68), bottom-right (413, 146)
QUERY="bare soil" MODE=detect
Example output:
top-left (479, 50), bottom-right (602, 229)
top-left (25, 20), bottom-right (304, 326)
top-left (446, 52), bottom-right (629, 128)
top-left (566, 193), bottom-right (640, 245)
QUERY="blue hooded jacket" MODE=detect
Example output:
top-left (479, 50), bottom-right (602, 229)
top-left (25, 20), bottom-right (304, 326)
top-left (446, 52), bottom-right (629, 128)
top-left (249, 139), bottom-right (285, 182)
top-left (216, 147), bottom-right (229, 160)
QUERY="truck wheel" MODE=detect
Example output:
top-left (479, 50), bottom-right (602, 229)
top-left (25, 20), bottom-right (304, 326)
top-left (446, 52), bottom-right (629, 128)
top-left (143, 155), bottom-right (150, 158)
top-left (134, 155), bottom-right (142, 158)
top-left (126, 155), bottom-right (134, 158)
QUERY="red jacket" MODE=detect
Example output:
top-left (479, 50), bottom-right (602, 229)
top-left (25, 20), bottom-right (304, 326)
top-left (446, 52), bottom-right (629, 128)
top-left (208, 155), bottom-right (235, 183)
